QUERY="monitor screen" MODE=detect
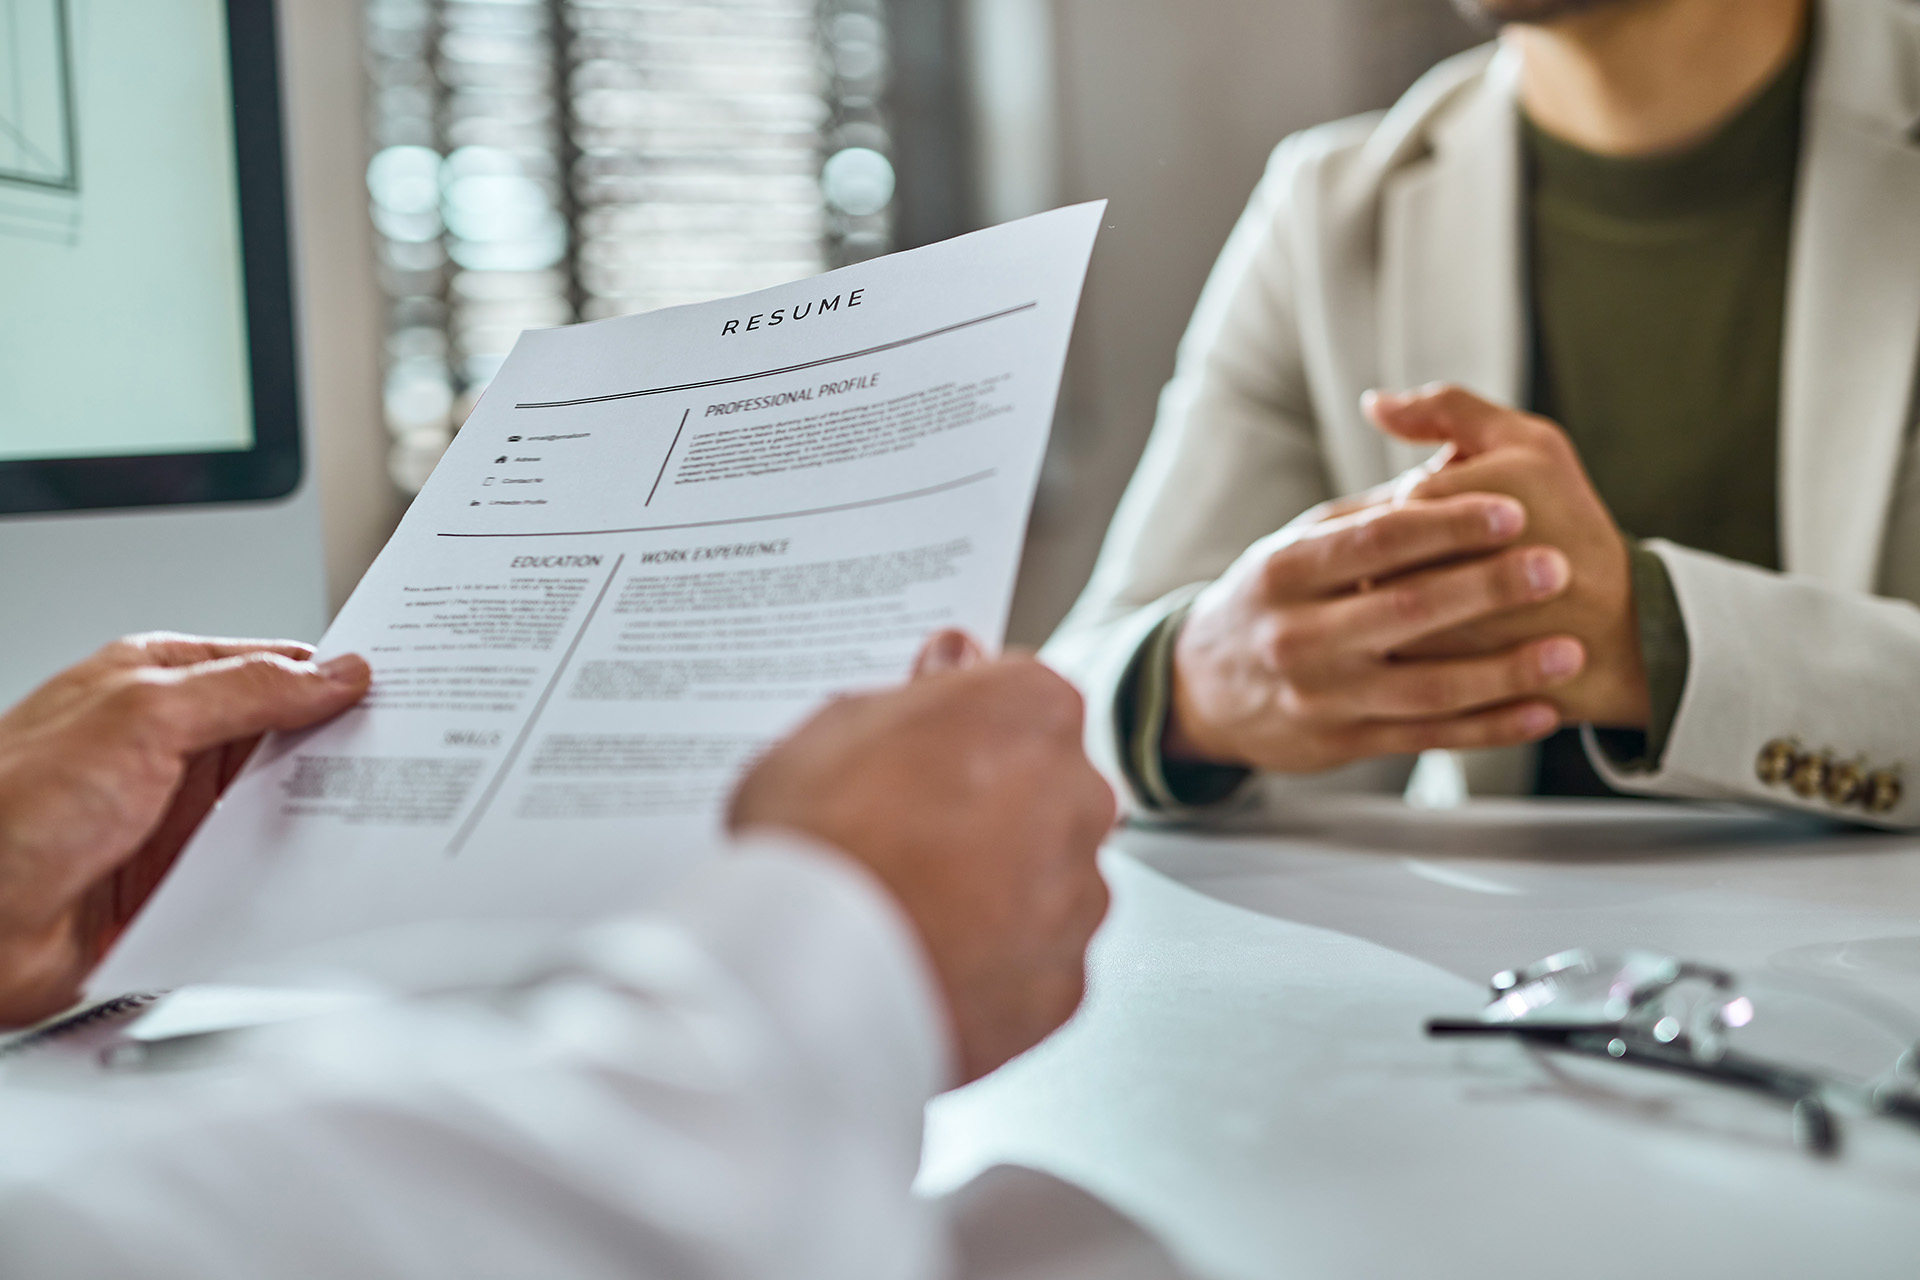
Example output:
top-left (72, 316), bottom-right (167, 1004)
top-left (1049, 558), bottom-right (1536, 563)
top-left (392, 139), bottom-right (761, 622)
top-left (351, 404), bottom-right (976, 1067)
top-left (0, 0), bottom-right (301, 513)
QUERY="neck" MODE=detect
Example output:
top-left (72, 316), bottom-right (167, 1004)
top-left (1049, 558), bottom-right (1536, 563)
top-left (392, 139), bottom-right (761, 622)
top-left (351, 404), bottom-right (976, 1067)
top-left (1509, 0), bottom-right (1810, 156)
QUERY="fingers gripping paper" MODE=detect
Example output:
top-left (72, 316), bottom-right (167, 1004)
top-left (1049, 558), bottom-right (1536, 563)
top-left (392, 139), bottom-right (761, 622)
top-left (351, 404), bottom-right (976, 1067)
top-left (95, 205), bottom-right (1105, 994)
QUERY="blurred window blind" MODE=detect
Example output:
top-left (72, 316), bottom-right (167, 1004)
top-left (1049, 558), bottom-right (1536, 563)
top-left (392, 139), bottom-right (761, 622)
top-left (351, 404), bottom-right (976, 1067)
top-left (365, 0), bottom-right (897, 491)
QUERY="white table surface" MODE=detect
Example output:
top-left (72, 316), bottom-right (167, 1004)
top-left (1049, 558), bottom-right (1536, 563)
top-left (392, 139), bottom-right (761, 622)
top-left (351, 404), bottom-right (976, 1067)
top-left (920, 798), bottom-right (1920, 1280)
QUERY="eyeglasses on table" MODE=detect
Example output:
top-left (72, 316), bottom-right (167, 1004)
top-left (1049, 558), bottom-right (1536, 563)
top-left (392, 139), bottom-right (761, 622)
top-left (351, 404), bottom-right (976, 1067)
top-left (1427, 949), bottom-right (1920, 1156)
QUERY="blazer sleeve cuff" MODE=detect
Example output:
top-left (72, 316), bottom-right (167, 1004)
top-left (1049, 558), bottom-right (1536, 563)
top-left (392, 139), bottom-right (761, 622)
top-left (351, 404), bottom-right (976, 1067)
top-left (1120, 603), bottom-right (1257, 815)
top-left (1043, 584), bottom-right (1209, 813)
top-left (1584, 540), bottom-right (1920, 829)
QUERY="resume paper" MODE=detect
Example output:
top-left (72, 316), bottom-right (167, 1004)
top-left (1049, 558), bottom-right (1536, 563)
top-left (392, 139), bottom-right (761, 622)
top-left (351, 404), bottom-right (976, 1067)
top-left (95, 204), bottom-right (1104, 994)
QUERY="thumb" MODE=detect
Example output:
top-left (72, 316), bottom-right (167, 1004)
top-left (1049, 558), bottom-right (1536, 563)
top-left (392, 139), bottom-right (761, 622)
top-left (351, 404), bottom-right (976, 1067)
top-left (130, 652), bottom-right (371, 755)
top-left (1362, 384), bottom-right (1526, 458)
top-left (912, 630), bottom-right (986, 678)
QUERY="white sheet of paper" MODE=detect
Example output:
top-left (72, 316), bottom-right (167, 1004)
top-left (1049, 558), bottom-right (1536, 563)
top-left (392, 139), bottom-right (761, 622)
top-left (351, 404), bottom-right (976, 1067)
top-left (94, 204), bottom-right (1104, 995)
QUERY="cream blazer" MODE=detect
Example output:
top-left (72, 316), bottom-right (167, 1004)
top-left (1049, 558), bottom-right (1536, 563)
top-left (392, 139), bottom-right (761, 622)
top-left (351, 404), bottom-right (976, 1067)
top-left (1044, 0), bottom-right (1920, 828)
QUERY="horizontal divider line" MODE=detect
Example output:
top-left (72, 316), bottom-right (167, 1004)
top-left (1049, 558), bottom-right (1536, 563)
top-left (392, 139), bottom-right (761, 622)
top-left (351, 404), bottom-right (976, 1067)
top-left (512, 303), bottom-right (1038, 409)
top-left (437, 469), bottom-right (998, 540)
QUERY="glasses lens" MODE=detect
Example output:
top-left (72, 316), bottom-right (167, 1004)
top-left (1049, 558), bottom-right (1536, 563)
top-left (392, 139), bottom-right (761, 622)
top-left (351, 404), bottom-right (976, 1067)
top-left (1689, 977), bottom-right (1920, 1086)
top-left (1485, 951), bottom-right (1684, 1026)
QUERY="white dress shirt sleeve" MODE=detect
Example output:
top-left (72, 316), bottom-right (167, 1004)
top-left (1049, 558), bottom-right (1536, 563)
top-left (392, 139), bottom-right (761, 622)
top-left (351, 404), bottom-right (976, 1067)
top-left (0, 835), bottom-right (957, 1280)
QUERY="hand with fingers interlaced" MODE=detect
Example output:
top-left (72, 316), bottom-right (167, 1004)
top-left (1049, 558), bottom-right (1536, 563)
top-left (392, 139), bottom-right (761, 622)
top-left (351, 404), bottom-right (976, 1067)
top-left (1165, 475), bottom-right (1589, 776)
top-left (1362, 384), bottom-right (1652, 731)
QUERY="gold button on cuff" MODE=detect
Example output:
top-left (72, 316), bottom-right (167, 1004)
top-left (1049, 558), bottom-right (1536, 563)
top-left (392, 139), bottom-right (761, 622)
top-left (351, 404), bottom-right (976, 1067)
top-left (1789, 753), bottom-right (1828, 800)
top-left (1756, 738), bottom-right (1798, 788)
top-left (1759, 740), bottom-right (1898, 817)
top-left (1866, 770), bottom-right (1904, 816)
top-left (1824, 758), bottom-right (1866, 808)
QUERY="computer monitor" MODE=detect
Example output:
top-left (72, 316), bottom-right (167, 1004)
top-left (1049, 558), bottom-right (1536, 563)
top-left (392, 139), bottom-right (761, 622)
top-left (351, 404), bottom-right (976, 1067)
top-left (0, 0), bottom-right (325, 708)
top-left (0, 0), bottom-right (301, 513)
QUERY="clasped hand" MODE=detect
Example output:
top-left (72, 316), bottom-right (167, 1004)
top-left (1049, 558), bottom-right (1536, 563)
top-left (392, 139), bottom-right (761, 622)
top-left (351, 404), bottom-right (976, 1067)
top-left (1167, 384), bottom-right (1651, 775)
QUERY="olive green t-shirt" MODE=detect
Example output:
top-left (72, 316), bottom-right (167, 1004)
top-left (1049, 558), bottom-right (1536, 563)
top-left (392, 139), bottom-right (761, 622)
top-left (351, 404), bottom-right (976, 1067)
top-left (1526, 37), bottom-right (1805, 795)
top-left (1118, 41), bottom-right (1808, 809)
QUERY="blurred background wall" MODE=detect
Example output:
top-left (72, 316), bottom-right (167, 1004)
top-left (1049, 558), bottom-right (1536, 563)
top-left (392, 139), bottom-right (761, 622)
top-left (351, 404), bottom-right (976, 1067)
top-left (294, 0), bottom-right (1480, 636)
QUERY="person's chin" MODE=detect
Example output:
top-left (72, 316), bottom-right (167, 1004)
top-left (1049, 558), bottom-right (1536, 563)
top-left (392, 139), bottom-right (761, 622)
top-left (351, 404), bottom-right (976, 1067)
top-left (1452, 0), bottom-right (1632, 26)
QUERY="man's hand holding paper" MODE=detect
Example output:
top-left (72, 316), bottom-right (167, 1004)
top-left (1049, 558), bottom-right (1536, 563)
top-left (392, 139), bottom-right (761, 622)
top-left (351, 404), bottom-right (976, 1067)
top-left (0, 637), bottom-right (370, 1025)
top-left (732, 634), bottom-right (1113, 1084)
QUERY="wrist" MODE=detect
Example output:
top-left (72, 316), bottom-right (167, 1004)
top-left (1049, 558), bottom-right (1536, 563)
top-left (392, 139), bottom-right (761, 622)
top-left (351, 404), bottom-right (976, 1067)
top-left (1580, 537), bottom-right (1653, 729)
top-left (1592, 665), bottom-right (1652, 730)
top-left (0, 923), bottom-right (84, 1029)
top-left (1574, 606), bottom-right (1650, 729)
top-left (1160, 698), bottom-right (1217, 765)
top-left (1162, 651), bottom-right (1243, 768)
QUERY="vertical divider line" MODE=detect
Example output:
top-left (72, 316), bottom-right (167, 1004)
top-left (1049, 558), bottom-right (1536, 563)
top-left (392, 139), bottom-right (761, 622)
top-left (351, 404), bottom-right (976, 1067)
top-left (646, 409), bottom-right (691, 507)
top-left (446, 552), bottom-right (626, 856)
